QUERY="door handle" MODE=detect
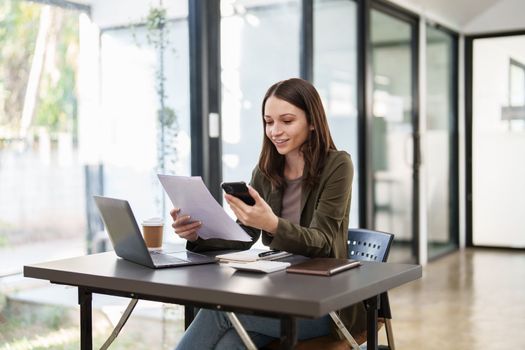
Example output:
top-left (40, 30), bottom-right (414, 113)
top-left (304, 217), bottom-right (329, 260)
top-left (404, 134), bottom-right (413, 167)
top-left (404, 132), bottom-right (421, 168)
top-left (414, 132), bottom-right (422, 168)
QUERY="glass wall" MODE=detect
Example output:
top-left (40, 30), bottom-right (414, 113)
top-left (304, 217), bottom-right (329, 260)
top-left (472, 35), bottom-right (525, 248)
top-left (220, 0), bottom-right (300, 225)
top-left (1, 2), bottom-right (191, 348)
top-left (370, 8), bottom-right (416, 262)
top-left (98, 17), bottom-right (191, 244)
top-left (0, 2), bottom-right (84, 276)
top-left (425, 25), bottom-right (458, 258)
top-left (313, 0), bottom-right (359, 227)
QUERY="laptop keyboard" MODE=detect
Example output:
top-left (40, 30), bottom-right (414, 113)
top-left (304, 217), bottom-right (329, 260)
top-left (150, 252), bottom-right (185, 265)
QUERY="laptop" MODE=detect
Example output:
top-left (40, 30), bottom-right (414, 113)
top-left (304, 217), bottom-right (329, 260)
top-left (93, 196), bottom-right (217, 268)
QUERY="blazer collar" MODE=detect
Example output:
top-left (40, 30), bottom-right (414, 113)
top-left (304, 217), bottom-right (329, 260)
top-left (300, 184), bottom-right (313, 216)
top-left (267, 187), bottom-right (282, 215)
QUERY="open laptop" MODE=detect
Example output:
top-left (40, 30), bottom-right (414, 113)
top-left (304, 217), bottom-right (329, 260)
top-left (93, 196), bottom-right (216, 268)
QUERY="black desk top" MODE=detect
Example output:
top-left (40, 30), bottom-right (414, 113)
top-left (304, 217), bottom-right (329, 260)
top-left (24, 252), bottom-right (421, 318)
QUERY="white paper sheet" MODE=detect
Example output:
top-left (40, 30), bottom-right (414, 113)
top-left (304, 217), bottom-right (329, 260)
top-left (226, 261), bottom-right (291, 273)
top-left (158, 174), bottom-right (252, 242)
top-left (216, 249), bottom-right (292, 262)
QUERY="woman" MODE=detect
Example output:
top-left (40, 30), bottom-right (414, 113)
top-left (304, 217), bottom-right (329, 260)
top-left (171, 78), bottom-right (365, 349)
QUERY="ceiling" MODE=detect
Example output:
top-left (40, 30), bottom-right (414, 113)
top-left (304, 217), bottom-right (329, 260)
top-left (70, 0), bottom-right (521, 34)
top-left (398, 0), bottom-right (502, 28)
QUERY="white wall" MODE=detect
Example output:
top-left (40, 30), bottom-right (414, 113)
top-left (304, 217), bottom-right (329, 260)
top-left (391, 0), bottom-right (525, 35)
top-left (472, 37), bottom-right (525, 247)
top-left (388, 0), bottom-right (461, 32)
top-left (464, 0), bottom-right (525, 34)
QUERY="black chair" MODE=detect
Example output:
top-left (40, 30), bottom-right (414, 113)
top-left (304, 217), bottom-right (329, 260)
top-left (347, 228), bottom-right (395, 350)
top-left (262, 229), bottom-right (396, 350)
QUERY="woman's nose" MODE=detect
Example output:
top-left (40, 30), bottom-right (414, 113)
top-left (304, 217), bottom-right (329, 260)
top-left (270, 125), bottom-right (283, 136)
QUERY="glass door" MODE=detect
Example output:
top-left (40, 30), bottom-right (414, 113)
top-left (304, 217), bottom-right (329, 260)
top-left (220, 0), bottom-right (300, 187)
top-left (313, 0), bottom-right (359, 227)
top-left (220, 0), bottom-right (300, 243)
top-left (369, 6), bottom-right (418, 263)
top-left (425, 24), bottom-right (459, 258)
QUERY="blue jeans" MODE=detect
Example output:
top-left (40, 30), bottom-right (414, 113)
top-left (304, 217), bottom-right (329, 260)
top-left (175, 309), bottom-right (331, 350)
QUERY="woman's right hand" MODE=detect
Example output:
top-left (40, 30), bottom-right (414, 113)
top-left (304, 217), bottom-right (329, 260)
top-left (170, 208), bottom-right (202, 242)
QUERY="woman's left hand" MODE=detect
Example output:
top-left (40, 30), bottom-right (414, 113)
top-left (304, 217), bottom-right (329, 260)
top-left (225, 185), bottom-right (279, 235)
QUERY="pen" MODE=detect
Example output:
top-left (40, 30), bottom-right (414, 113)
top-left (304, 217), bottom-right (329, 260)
top-left (258, 250), bottom-right (282, 258)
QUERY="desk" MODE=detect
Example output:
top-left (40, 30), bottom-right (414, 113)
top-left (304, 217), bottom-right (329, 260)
top-left (24, 252), bottom-right (421, 350)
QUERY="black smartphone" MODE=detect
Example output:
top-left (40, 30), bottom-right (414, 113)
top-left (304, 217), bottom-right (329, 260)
top-left (221, 181), bottom-right (255, 206)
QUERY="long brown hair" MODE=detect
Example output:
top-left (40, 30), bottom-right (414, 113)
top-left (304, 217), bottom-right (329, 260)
top-left (258, 78), bottom-right (336, 190)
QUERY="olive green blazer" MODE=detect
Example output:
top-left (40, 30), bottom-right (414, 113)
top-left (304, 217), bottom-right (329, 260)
top-left (187, 150), bottom-right (366, 336)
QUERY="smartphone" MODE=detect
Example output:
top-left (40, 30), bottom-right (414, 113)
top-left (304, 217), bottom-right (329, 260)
top-left (221, 181), bottom-right (255, 206)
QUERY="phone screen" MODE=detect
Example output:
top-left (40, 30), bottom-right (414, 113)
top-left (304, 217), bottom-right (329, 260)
top-left (221, 181), bottom-right (255, 206)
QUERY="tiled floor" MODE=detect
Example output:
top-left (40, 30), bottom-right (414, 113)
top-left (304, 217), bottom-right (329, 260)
top-left (381, 248), bottom-right (525, 349)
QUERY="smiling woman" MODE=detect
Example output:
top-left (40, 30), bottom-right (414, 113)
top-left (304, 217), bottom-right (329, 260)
top-left (171, 78), bottom-right (364, 349)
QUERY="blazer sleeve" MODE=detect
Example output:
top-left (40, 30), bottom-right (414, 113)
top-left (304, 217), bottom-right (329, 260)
top-left (186, 235), bottom-right (257, 252)
top-left (265, 152), bottom-right (354, 257)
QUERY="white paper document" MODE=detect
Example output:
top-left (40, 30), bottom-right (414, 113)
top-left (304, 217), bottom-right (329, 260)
top-left (158, 174), bottom-right (252, 242)
top-left (216, 249), bottom-right (292, 262)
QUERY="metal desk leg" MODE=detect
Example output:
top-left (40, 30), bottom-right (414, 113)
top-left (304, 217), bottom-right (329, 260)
top-left (280, 316), bottom-right (297, 350)
top-left (184, 306), bottom-right (195, 330)
top-left (329, 311), bottom-right (361, 350)
top-left (365, 295), bottom-right (380, 350)
top-left (100, 298), bottom-right (138, 350)
top-left (78, 287), bottom-right (92, 350)
top-left (226, 312), bottom-right (257, 350)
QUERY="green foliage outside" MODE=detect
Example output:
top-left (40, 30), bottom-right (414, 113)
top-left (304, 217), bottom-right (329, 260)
top-left (34, 10), bottom-right (78, 134)
top-left (0, 295), bottom-right (178, 349)
top-left (0, 0), bottom-right (78, 136)
top-left (0, 1), bottom-right (81, 347)
top-left (0, 301), bottom-right (141, 349)
top-left (0, 1), bottom-right (40, 130)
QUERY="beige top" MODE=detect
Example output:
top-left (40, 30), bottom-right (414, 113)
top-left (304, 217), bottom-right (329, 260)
top-left (280, 177), bottom-right (302, 225)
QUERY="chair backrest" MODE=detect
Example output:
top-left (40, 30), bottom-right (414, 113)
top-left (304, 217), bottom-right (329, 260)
top-left (347, 228), bottom-right (395, 319)
top-left (347, 228), bottom-right (394, 263)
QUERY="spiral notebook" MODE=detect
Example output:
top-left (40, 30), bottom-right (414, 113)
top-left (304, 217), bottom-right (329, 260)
top-left (286, 258), bottom-right (361, 276)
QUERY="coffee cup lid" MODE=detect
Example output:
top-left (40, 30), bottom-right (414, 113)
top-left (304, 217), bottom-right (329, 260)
top-left (142, 217), bottom-right (163, 226)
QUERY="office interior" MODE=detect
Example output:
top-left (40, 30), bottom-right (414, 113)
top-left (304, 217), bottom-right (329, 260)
top-left (0, 0), bottom-right (524, 348)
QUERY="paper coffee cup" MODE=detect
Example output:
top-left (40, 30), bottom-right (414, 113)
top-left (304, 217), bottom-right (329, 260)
top-left (142, 217), bottom-right (164, 249)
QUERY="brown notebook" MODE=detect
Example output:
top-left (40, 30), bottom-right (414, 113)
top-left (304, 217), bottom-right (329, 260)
top-left (286, 258), bottom-right (361, 276)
